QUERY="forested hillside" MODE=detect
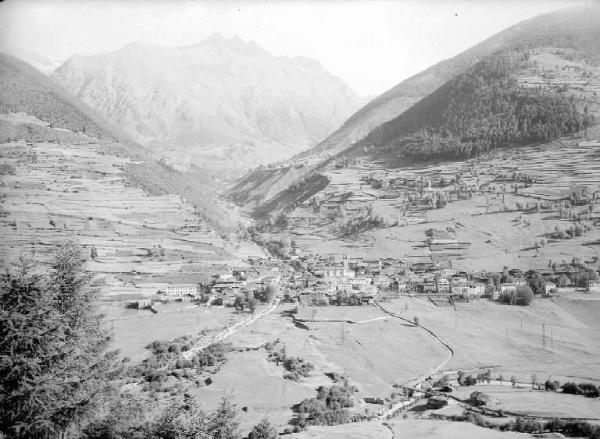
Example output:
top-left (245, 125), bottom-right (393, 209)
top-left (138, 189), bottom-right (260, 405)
top-left (356, 51), bottom-right (594, 162)
top-left (227, 7), bottom-right (600, 216)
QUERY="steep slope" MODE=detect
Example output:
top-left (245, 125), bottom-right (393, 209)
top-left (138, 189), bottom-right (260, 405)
top-left (51, 35), bottom-right (363, 172)
top-left (228, 6), bottom-right (600, 215)
top-left (0, 52), bottom-right (132, 143)
top-left (0, 52), bottom-right (265, 296)
top-left (348, 49), bottom-right (596, 164)
top-left (0, 51), bottom-right (241, 232)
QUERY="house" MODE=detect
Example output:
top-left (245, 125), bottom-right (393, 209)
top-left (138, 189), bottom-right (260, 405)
top-left (499, 283), bottom-right (518, 295)
top-left (412, 262), bottom-right (436, 274)
top-left (397, 280), bottom-right (408, 294)
top-left (587, 281), bottom-right (600, 293)
top-left (470, 282), bottom-right (487, 297)
top-left (373, 275), bottom-right (392, 288)
top-left (335, 278), bottom-right (353, 292)
top-left (351, 277), bottom-right (372, 289)
top-left (314, 265), bottom-right (355, 279)
top-left (420, 279), bottom-right (437, 294)
top-left (166, 284), bottom-right (199, 296)
top-left (452, 284), bottom-right (469, 296)
top-left (436, 278), bottom-right (451, 294)
top-left (211, 282), bottom-right (242, 295)
top-left (438, 268), bottom-right (456, 279)
top-left (545, 282), bottom-right (557, 296)
top-left (135, 299), bottom-right (152, 309)
top-left (360, 295), bottom-right (375, 305)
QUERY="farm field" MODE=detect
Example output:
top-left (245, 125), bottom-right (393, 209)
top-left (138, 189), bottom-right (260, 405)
top-left (286, 129), bottom-right (600, 273)
top-left (100, 303), bottom-right (244, 362)
top-left (228, 304), bottom-right (447, 400)
top-left (289, 421), bottom-right (391, 439)
top-left (191, 349), bottom-right (316, 433)
top-left (382, 293), bottom-right (600, 384)
top-left (0, 115), bottom-right (263, 299)
top-left (452, 384), bottom-right (600, 419)
top-left (386, 418), bottom-right (533, 439)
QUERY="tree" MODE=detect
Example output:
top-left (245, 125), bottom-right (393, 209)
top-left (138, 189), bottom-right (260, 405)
top-left (207, 398), bottom-right (240, 439)
top-left (248, 417), bottom-right (277, 439)
top-left (248, 298), bottom-right (258, 315)
top-left (500, 266), bottom-right (513, 284)
top-left (531, 374), bottom-right (537, 389)
top-left (0, 244), bottom-right (120, 438)
top-left (265, 284), bottom-right (276, 303)
top-left (515, 285), bottom-right (534, 306)
top-left (525, 270), bottom-right (545, 295)
top-left (145, 398), bottom-right (210, 439)
top-left (234, 295), bottom-right (245, 311)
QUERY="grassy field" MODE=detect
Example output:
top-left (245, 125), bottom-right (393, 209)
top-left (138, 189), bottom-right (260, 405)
top-left (286, 132), bottom-right (600, 272)
top-left (289, 421), bottom-right (391, 439)
top-left (0, 114), bottom-right (265, 299)
top-left (191, 349), bottom-right (316, 433)
top-left (387, 418), bottom-right (533, 439)
top-left (382, 293), bottom-right (600, 384)
top-left (229, 305), bottom-right (447, 398)
top-left (100, 303), bottom-right (244, 362)
top-left (452, 384), bottom-right (600, 418)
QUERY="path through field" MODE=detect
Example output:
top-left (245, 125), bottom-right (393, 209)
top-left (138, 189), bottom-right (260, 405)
top-left (182, 298), bottom-right (281, 360)
top-left (374, 301), bottom-right (455, 421)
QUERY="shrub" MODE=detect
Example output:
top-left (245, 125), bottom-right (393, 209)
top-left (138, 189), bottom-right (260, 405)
top-left (515, 285), bottom-right (534, 306)
top-left (561, 382), bottom-right (583, 395)
top-left (579, 383), bottom-right (600, 398)
top-left (544, 379), bottom-right (560, 391)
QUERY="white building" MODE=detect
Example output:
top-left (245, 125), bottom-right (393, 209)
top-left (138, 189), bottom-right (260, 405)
top-left (166, 284), bottom-right (199, 296)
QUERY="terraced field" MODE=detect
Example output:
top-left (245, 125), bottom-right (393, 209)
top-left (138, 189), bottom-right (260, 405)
top-left (0, 115), bottom-right (261, 298)
top-left (286, 133), bottom-right (600, 272)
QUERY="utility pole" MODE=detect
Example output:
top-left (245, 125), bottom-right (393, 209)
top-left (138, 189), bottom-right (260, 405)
top-left (542, 323), bottom-right (546, 348)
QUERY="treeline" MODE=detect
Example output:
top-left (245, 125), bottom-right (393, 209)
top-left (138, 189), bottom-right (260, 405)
top-left (363, 51), bottom-right (594, 162)
top-left (295, 382), bottom-right (361, 428)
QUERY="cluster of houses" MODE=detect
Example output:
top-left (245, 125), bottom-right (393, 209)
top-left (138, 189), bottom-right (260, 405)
top-left (281, 255), bottom-right (492, 306)
top-left (279, 253), bottom-right (600, 307)
top-left (133, 252), bottom-right (600, 310)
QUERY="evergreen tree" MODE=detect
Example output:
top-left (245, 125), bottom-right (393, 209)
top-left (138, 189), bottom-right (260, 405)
top-left (0, 243), bottom-right (120, 438)
top-left (248, 418), bottom-right (277, 439)
top-left (207, 398), bottom-right (240, 439)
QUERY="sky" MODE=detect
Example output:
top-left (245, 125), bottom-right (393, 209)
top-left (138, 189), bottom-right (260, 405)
top-left (0, 0), bottom-right (582, 96)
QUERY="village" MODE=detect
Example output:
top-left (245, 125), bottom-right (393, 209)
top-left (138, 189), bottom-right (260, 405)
top-left (136, 247), bottom-right (600, 312)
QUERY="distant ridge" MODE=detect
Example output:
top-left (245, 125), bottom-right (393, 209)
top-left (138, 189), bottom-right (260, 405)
top-left (227, 6), bottom-right (600, 216)
top-left (0, 52), bottom-right (138, 146)
top-left (50, 35), bottom-right (364, 169)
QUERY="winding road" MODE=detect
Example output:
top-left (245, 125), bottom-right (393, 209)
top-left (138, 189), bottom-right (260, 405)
top-left (373, 300), bottom-right (455, 421)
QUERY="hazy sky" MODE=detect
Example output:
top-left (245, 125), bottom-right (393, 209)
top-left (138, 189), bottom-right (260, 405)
top-left (0, 0), bottom-right (581, 96)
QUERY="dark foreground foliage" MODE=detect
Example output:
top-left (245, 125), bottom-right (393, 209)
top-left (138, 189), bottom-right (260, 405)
top-left (0, 243), bottom-right (122, 438)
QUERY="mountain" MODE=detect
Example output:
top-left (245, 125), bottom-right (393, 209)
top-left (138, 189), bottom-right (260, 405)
top-left (0, 51), bottom-right (263, 296)
top-left (227, 6), bottom-right (600, 215)
top-left (13, 51), bottom-right (63, 75)
top-left (0, 52), bottom-right (131, 143)
top-left (0, 51), bottom-right (240, 230)
top-left (50, 35), bottom-right (363, 174)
